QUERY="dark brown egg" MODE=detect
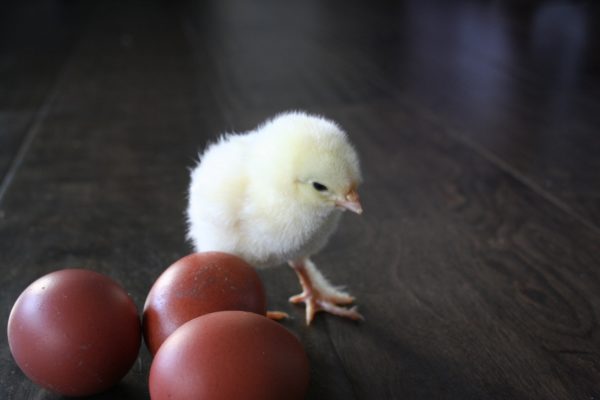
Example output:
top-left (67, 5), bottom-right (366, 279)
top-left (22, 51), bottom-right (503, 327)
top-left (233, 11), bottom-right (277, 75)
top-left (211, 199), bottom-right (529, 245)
top-left (142, 252), bottom-right (267, 355)
top-left (149, 311), bottom-right (309, 400)
top-left (7, 269), bottom-right (141, 397)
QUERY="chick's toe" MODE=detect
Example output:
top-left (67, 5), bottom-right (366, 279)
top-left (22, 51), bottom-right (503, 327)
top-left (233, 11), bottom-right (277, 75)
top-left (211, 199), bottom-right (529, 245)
top-left (289, 258), bottom-right (363, 324)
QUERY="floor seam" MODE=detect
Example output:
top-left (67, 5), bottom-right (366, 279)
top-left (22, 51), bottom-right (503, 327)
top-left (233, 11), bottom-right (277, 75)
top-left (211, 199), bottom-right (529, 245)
top-left (448, 128), bottom-right (600, 236)
top-left (0, 86), bottom-right (60, 206)
top-left (0, 19), bottom-right (87, 207)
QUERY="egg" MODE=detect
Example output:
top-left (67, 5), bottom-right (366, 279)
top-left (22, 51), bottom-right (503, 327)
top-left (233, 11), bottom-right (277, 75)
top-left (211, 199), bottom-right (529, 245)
top-left (7, 269), bottom-right (141, 397)
top-left (142, 252), bottom-right (267, 355)
top-left (149, 311), bottom-right (309, 400)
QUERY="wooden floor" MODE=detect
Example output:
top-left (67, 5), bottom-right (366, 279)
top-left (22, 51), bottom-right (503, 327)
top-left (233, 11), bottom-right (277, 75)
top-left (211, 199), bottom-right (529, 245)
top-left (1, 1), bottom-right (600, 399)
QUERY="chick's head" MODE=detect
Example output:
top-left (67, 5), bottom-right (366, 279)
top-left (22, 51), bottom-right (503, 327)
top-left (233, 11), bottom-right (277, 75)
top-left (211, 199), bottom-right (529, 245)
top-left (252, 111), bottom-right (362, 214)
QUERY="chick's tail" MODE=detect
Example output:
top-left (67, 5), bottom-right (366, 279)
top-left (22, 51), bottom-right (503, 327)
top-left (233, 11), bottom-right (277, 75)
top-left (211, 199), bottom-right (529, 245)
top-left (289, 258), bottom-right (363, 325)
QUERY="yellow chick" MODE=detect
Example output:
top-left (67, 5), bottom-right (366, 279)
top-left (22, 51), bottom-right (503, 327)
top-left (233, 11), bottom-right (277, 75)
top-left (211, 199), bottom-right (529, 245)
top-left (186, 111), bottom-right (363, 324)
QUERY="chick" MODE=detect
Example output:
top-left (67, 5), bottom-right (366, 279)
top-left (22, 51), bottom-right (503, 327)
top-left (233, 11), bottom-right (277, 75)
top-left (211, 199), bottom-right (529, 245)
top-left (186, 111), bottom-right (363, 324)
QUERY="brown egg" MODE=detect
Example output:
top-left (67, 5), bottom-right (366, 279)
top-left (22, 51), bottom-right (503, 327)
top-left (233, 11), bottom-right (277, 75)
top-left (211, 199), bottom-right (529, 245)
top-left (7, 269), bottom-right (141, 397)
top-left (149, 311), bottom-right (309, 400)
top-left (142, 252), bottom-right (267, 355)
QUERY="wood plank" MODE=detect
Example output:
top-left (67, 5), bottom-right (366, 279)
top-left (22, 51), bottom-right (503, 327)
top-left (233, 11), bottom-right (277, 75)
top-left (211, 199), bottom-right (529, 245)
top-left (0, 1), bottom-right (83, 190)
top-left (408, 2), bottom-right (600, 230)
top-left (310, 1), bottom-right (600, 229)
top-left (316, 103), bottom-right (600, 399)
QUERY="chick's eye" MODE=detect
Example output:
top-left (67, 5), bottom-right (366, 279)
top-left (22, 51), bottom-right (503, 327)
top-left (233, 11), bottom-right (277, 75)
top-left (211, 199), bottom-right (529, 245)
top-left (312, 182), bottom-right (328, 192)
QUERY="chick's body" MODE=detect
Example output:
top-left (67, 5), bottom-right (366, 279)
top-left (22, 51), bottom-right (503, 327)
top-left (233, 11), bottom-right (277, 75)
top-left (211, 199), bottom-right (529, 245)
top-left (187, 111), bottom-right (363, 324)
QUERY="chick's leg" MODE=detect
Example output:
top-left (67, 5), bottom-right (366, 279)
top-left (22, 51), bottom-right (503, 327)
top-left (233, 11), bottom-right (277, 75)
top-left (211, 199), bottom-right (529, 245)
top-left (289, 258), bottom-right (363, 325)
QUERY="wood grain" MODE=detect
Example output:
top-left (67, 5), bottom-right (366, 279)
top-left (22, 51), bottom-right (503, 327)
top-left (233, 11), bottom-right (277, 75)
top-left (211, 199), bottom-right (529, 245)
top-left (316, 104), bottom-right (600, 399)
top-left (0, 1), bottom-right (83, 197)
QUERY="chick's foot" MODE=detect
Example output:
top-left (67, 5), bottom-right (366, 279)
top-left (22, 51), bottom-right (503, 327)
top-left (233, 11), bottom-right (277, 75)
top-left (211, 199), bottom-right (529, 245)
top-left (289, 258), bottom-right (364, 325)
top-left (266, 311), bottom-right (289, 320)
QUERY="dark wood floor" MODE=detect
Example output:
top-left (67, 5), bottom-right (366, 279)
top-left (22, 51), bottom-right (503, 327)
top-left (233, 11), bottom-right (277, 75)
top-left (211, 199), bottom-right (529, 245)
top-left (1, 1), bottom-right (600, 399)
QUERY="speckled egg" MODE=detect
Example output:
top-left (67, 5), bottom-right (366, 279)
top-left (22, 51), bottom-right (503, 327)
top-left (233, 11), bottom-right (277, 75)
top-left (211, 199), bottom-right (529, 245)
top-left (149, 311), bottom-right (309, 400)
top-left (7, 269), bottom-right (141, 397)
top-left (142, 252), bottom-right (267, 355)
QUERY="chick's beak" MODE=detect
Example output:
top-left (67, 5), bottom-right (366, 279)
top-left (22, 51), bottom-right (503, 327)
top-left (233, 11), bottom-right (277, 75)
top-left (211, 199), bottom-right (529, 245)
top-left (335, 189), bottom-right (363, 214)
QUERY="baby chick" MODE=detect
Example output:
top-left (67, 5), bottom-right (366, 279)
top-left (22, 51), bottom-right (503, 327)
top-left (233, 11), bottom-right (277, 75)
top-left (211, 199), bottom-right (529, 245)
top-left (186, 111), bottom-right (363, 324)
